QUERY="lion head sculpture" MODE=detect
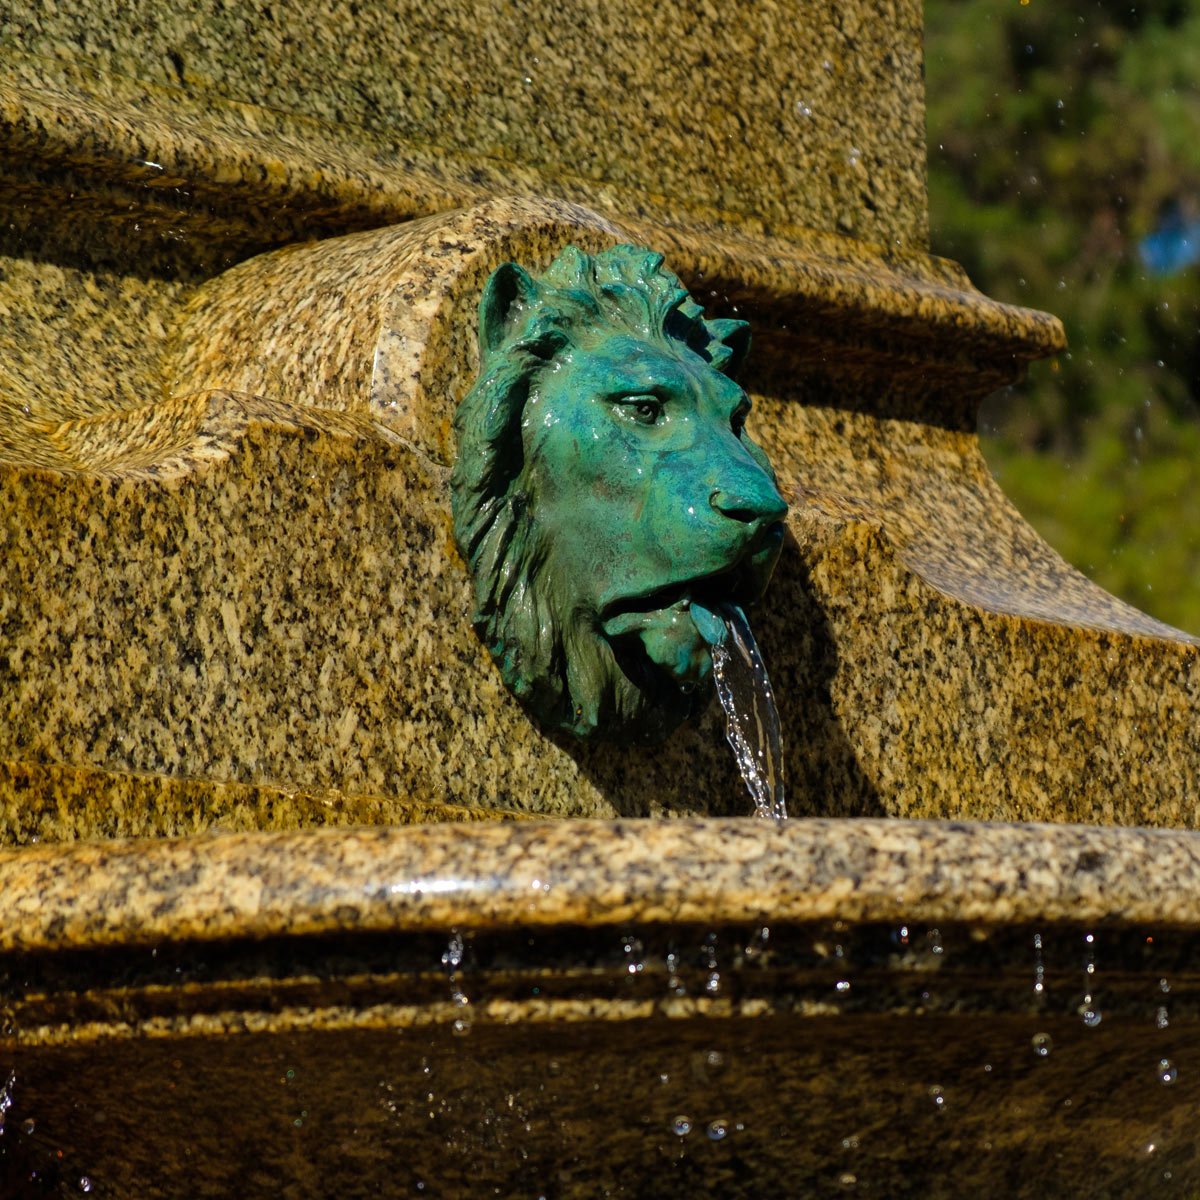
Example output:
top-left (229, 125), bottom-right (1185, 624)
top-left (451, 243), bottom-right (787, 742)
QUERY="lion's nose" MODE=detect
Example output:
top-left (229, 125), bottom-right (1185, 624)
top-left (710, 482), bottom-right (788, 526)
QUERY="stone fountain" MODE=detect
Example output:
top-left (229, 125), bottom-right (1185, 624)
top-left (3, 1), bottom-right (1200, 1195)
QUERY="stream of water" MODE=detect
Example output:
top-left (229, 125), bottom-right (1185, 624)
top-left (694, 602), bottom-right (787, 822)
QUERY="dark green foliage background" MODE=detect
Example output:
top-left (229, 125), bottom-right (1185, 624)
top-left (925, 0), bottom-right (1200, 634)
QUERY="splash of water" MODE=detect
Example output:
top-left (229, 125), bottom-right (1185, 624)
top-left (0, 1070), bottom-right (13, 1135)
top-left (693, 601), bottom-right (786, 821)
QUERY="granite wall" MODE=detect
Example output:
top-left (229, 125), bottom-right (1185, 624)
top-left (1, 1), bottom-right (1197, 840)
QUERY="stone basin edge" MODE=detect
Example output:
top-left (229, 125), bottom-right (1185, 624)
top-left (0, 817), bottom-right (1194, 954)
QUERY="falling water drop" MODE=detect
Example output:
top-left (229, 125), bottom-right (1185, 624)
top-left (442, 931), bottom-right (464, 971)
top-left (1031, 1032), bottom-right (1053, 1058)
top-left (1032, 932), bottom-right (1045, 997)
top-left (1157, 1058), bottom-right (1178, 1085)
top-left (701, 932), bottom-right (721, 995)
top-left (706, 1119), bottom-right (730, 1141)
top-left (743, 925), bottom-right (770, 961)
top-left (693, 602), bottom-right (786, 821)
top-left (442, 930), bottom-right (472, 1034)
top-left (665, 949), bottom-right (686, 996)
top-left (671, 1115), bottom-right (693, 1137)
top-left (622, 934), bottom-right (645, 976)
top-left (0, 1071), bottom-right (14, 1135)
top-left (1079, 933), bottom-right (1101, 1027)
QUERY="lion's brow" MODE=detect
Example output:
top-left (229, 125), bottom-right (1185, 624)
top-left (599, 348), bottom-right (694, 399)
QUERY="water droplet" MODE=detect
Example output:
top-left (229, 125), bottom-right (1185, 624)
top-left (796, 100), bottom-right (814, 118)
top-left (671, 1115), bottom-right (692, 1136)
top-left (21, 1118), bottom-right (35, 1135)
top-left (1157, 1058), bottom-right (1177, 1085)
top-left (842, 1135), bottom-right (860, 1150)
top-left (706, 1119), bottom-right (729, 1141)
top-left (1156, 1005), bottom-right (1169, 1030)
top-left (705, 1050), bottom-right (725, 1071)
top-left (79, 1178), bottom-right (93, 1193)
top-left (1160, 978), bottom-right (1171, 994)
top-left (927, 928), bottom-right (944, 955)
top-left (839, 1173), bottom-right (858, 1189)
top-left (743, 926), bottom-right (770, 959)
top-left (835, 980), bottom-right (851, 994)
top-left (705, 971), bottom-right (721, 995)
top-left (1080, 1005), bottom-right (1102, 1028)
top-left (665, 949), bottom-right (685, 996)
top-left (452, 1018), bottom-right (471, 1037)
top-left (442, 932), bottom-right (464, 970)
top-left (1031, 1032), bottom-right (1053, 1057)
top-left (622, 934), bottom-right (645, 975)
top-left (928, 1084), bottom-right (946, 1109)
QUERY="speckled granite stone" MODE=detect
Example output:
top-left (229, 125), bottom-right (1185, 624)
top-left (12, 197), bottom-right (1159, 839)
top-left (4, 818), bottom-right (1200, 953)
top-left (0, 759), bottom-right (522, 846)
top-left (2, 0), bottom-right (929, 249)
top-left (7, 196), bottom-right (1199, 833)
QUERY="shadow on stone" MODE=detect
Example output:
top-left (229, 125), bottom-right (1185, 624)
top-left (558, 531), bottom-right (884, 820)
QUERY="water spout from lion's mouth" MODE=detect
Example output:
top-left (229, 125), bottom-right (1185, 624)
top-left (692, 601), bottom-right (788, 822)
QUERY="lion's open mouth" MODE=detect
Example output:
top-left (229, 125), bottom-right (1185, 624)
top-left (598, 522), bottom-right (784, 686)
top-left (600, 566), bottom-right (748, 637)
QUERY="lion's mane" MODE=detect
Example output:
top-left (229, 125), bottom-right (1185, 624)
top-left (450, 243), bottom-right (749, 739)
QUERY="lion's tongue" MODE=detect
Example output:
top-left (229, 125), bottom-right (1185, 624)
top-left (689, 599), bottom-right (728, 647)
top-left (602, 601), bottom-right (710, 684)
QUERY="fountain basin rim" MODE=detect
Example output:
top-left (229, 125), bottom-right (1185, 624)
top-left (0, 817), bottom-right (1193, 954)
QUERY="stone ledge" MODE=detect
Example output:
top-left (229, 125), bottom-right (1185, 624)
top-left (2, 817), bottom-right (1199, 953)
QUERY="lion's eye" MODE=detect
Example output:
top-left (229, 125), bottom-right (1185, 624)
top-left (620, 396), bottom-right (664, 426)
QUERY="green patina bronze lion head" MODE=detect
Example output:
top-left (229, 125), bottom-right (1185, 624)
top-left (451, 244), bottom-right (787, 742)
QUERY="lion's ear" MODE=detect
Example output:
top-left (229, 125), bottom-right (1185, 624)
top-left (707, 318), bottom-right (751, 377)
top-left (480, 262), bottom-right (539, 357)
